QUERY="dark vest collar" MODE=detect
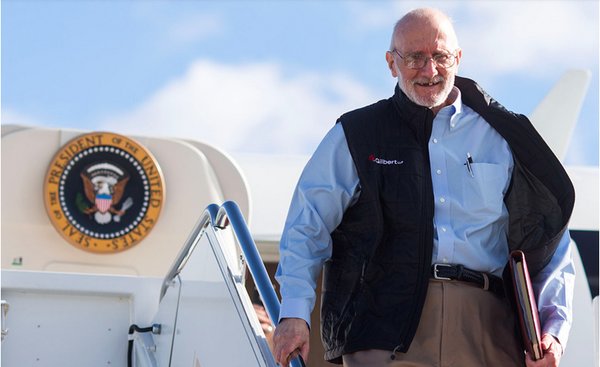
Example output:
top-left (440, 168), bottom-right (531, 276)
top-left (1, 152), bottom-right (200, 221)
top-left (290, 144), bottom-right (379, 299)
top-left (391, 84), bottom-right (434, 137)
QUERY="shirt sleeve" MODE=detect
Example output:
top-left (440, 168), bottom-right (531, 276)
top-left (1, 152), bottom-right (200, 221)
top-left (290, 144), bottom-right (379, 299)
top-left (532, 229), bottom-right (575, 348)
top-left (275, 123), bottom-right (360, 327)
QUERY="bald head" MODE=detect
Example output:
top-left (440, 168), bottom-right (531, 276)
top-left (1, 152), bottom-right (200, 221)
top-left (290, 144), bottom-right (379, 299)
top-left (389, 8), bottom-right (459, 52)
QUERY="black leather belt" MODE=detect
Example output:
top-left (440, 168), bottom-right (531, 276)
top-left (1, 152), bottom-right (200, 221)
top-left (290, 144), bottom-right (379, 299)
top-left (431, 263), bottom-right (505, 297)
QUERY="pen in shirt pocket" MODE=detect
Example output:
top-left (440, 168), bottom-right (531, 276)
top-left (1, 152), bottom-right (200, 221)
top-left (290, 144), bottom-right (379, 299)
top-left (465, 152), bottom-right (474, 177)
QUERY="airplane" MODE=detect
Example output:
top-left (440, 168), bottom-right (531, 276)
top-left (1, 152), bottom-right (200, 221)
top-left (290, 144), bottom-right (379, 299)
top-left (1, 69), bottom-right (597, 366)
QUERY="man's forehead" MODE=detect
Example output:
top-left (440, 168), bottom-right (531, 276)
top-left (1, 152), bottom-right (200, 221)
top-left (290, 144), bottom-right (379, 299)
top-left (394, 20), bottom-right (457, 51)
top-left (396, 34), bottom-right (454, 52)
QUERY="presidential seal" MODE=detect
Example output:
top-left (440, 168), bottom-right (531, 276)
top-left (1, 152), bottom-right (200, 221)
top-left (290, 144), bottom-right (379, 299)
top-left (43, 132), bottom-right (165, 253)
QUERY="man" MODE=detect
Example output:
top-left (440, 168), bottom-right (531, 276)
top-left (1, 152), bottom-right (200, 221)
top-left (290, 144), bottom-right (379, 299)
top-left (273, 8), bottom-right (574, 367)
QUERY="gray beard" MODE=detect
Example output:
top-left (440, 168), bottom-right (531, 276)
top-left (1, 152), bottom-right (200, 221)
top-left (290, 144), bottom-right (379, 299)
top-left (398, 73), bottom-right (455, 110)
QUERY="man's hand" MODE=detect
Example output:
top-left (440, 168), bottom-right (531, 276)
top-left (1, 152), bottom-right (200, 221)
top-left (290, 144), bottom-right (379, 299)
top-left (253, 304), bottom-right (274, 334)
top-left (272, 318), bottom-right (310, 366)
top-left (525, 333), bottom-right (563, 367)
top-left (253, 304), bottom-right (275, 350)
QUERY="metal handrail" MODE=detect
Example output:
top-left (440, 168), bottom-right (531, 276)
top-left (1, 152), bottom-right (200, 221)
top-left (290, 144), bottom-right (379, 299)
top-left (160, 203), bottom-right (219, 300)
top-left (217, 201), bottom-right (305, 367)
top-left (160, 201), bottom-right (304, 367)
top-left (216, 201), bottom-right (282, 330)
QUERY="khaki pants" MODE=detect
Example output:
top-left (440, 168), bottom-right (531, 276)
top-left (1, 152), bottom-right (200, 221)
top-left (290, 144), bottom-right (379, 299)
top-left (342, 280), bottom-right (525, 367)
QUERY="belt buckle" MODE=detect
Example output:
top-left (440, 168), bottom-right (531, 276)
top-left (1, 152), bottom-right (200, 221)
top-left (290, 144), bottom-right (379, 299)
top-left (433, 263), bottom-right (452, 280)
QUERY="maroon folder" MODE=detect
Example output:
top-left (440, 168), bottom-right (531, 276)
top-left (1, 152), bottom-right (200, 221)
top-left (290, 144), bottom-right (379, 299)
top-left (508, 250), bottom-right (543, 360)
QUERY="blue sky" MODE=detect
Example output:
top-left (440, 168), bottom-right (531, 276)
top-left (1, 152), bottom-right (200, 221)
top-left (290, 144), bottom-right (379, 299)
top-left (2, 0), bottom-right (598, 166)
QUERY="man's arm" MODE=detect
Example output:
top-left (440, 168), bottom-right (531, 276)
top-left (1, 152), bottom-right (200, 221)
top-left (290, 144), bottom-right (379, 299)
top-left (273, 123), bottom-right (360, 365)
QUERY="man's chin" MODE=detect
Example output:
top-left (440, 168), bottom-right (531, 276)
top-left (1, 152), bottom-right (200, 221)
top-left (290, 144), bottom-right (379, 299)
top-left (400, 83), bottom-right (450, 109)
top-left (410, 94), bottom-right (446, 109)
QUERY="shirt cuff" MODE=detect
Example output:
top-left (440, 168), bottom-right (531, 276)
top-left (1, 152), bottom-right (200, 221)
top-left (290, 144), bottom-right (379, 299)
top-left (543, 317), bottom-right (571, 350)
top-left (279, 297), bottom-right (313, 328)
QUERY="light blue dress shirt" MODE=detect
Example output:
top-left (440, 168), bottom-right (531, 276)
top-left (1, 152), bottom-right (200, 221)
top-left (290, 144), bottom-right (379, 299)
top-left (276, 88), bottom-right (575, 346)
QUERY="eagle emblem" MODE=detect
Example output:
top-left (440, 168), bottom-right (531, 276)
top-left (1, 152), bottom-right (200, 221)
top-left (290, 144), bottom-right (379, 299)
top-left (80, 162), bottom-right (133, 224)
top-left (44, 132), bottom-right (164, 253)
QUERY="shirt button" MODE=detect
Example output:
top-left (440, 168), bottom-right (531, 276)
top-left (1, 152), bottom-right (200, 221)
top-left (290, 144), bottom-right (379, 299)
top-left (443, 258), bottom-right (448, 263)
top-left (450, 123), bottom-right (455, 128)
top-left (432, 138), bottom-right (438, 143)
top-left (436, 169), bottom-right (442, 175)
top-left (439, 197), bottom-right (446, 203)
top-left (441, 227), bottom-right (447, 232)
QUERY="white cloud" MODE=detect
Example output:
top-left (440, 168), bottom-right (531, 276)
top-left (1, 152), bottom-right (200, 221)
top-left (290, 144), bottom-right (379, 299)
top-left (130, 3), bottom-right (225, 45)
top-left (168, 13), bottom-right (224, 44)
top-left (349, 1), bottom-right (462, 30)
top-left (349, 1), bottom-right (598, 77)
top-left (456, 1), bottom-right (597, 77)
top-left (97, 60), bottom-right (376, 154)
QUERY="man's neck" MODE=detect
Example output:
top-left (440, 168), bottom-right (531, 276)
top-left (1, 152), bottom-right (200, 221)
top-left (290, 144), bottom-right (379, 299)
top-left (430, 87), bottom-right (459, 116)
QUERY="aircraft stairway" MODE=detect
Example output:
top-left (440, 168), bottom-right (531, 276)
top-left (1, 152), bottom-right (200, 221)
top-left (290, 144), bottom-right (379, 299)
top-left (130, 201), bottom-right (304, 367)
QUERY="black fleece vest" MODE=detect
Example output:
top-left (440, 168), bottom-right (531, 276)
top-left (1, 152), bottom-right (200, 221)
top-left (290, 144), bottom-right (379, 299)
top-left (320, 77), bottom-right (575, 364)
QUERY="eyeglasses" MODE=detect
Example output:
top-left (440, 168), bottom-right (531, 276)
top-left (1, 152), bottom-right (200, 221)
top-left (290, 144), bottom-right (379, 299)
top-left (392, 49), bottom-right (457, 69)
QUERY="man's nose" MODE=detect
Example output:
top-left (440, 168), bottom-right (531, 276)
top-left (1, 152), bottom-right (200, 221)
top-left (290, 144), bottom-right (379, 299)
top-left (419, 58), bottom-right (438, 78)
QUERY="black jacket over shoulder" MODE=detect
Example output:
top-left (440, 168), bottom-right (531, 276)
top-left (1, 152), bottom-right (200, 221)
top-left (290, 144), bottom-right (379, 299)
top-left (320, 76), bottom-right (575, 363)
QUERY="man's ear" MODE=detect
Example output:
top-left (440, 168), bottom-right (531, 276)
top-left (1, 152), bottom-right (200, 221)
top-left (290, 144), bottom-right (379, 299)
top-left (386, 51), bottom-right (398, 78)
top-left (454, 48), bottom-right (463, 68)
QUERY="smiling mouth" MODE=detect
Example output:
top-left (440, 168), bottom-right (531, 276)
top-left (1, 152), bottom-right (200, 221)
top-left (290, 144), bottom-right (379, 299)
top-left (413, 76), bottom-right (445, 88)
top-left (415, 81), bottom-right (441, 87)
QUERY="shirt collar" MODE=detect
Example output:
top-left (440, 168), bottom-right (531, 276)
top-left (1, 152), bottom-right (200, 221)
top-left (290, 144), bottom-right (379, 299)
top-left (435, 86), bottom-right (463, 127)
top-left (451, 87), bottom-right (463, 115)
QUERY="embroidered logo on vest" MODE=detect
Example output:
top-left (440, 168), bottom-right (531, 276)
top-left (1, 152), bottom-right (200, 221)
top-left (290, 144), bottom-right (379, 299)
top-left (369, 153), bottom-right (404, 165)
